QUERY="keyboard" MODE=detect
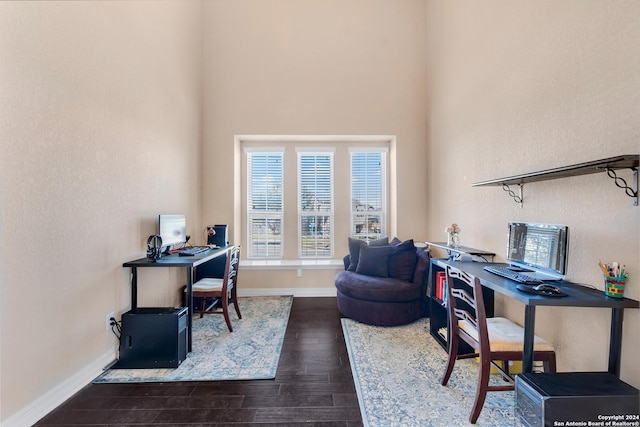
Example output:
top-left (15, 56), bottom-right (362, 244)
top-left (483, 265), bottom-right (543, 285)
top-left (178, 246), bottom-right (209, 256)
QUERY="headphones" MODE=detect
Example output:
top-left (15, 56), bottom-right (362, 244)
top-left (146, 234), bottom-right (163, 261)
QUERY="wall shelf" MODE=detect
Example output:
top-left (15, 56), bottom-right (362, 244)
top-left (472, 155), bottom-right (639, 206)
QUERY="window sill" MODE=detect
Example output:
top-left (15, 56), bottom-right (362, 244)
top-left (240, 259), bottom-right (344, 270)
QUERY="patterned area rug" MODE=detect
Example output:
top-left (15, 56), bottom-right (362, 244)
top-left (342, 318), bottom-right (515, 427)
top-left (94, 296), bottom-right (292, 383)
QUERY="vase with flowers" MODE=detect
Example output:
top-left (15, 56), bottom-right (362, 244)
top-left (445, 223), bottom-right (461, 248)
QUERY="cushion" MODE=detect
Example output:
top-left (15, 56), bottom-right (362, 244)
top-left (192, 277), bottom-right (223, 291)
top-left (370, 237), bottom-right (389, 246)
top-left (355, 244), bottom-right (391, 278)
top-left (458, 317), bottom-right (555, 352)
top-left (347, 237), bottom-right (389, 271)
top-left (388, 239), bottom-right (417, 282)
top-left (411, 248), bottom-right (431, 286)
top-left (347, 238), bottom-right (367, 271)
top-left (335, 271), bottom-right (423, 302)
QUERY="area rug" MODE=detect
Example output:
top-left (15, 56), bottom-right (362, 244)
top-left (342, 318), bottom-right (515, 427)
top-left (94, 296), bottom-right (292, 383)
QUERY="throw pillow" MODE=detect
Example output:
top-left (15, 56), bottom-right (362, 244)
top-left (389, 239), bottom-right (417, 281)
top-left (356, 244), bottom-right (392, 278)
top-left (369, 237), bottom-right (389, 247)
top-left (347, 237), bottom-right (389, 271)
top-left (347, 238), bottom-right (367, 271)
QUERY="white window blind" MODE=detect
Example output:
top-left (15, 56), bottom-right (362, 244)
top-left (246, 150), bottom-right (284, 258)
top-left (297, 149), bottom-right (334, 258)
top-left (523, 228), bottom-right (560, 270)
top-left (350, 149), bottom-right (386, 241)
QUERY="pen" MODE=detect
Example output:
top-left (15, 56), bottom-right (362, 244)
top-left (598, 261), bottom-right (609, 275)
top-left (599, 261), bottom-right (628, 279)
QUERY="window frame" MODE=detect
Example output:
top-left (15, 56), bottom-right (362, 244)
top-left (237, 135), bottom-right (395, 262)
top-left (245, 147), bottom-right (285, 259)
top-left (349, 147), bottom-right (388, 242)
top-left (296, 147), bottom-right (335, 259)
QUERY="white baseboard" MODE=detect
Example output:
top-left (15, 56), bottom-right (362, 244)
top-left (2, 291), bottom-right (332, 427)
top-left (2, 350), bottom-right (115, 427)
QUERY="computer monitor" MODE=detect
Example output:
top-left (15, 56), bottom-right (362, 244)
top-left (506, 222), bottom-right (569, 280)
top-left (158, 214), bottom-right (187, 249)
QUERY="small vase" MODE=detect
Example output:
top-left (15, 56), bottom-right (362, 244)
top-left (447, 232), bottom-right (460, 248)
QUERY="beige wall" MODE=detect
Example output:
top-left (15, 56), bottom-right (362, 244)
top-left (201, 0), bottom-right (430, 290)
top-left (0, 1), bottom-right (203, 423)
top-left (425, 0), bottom-right (639, 387)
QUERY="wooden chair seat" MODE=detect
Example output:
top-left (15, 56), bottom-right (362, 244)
top-left (192, 278), bottom-right (223, 292)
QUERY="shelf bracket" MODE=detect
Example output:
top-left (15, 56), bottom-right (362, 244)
top-left (502, 183), bottom-right (523, 207)
top-left (604, 167), bottom-right (638, 206)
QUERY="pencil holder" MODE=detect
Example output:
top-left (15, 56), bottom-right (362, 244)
top-left (604, 276), bottom-right (627, 298)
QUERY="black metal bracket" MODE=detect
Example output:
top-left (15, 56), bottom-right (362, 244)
top-left (502, 183), bottom-right (523, 207)
top-left (604, 167), bottom-right (638, 206)
top-left (475, 156), bottom-right (639, 207)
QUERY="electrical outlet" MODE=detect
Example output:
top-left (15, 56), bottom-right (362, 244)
top-left (106, 312), bottom-right (115, 331)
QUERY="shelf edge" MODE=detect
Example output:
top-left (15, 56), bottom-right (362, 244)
top-left (472, 154), bottom-right (639, 187)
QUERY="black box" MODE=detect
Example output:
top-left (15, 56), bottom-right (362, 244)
top-left (114, 307), bottom-right (188, 369)
top-left (207, 224), bottom-right (228, 247)
top-left (515, 372), bottom-right (639, 427)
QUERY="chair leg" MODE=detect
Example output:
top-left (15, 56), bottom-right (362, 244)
top-left (441, 335), bottom-right (458, 386)
top-left (470, 354), bottom-right (491, 424)
top-left (199, 298), bottom-right (205, 318)
top-left (232, 288), bottom-right (242, 319)
top-left (500, 360), bottom-right (511, 382)
top-left (544, 352), bottom-right (557, 373)
top-left (222, 294), bottom-right (233, 332)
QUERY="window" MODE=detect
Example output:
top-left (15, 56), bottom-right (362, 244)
top-left (297, 149), bottom-right (334, 258)
top-left (350, 149), bottom-right (386, 241)
top-left (241, 136), bottom-right (391, 261)
top-left (246, 149), bottom-right (284, 258)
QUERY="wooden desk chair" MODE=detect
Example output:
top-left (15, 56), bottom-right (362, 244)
top-left (441, 265), bottom-right (556, 424)
top-left (191, 246), bottom-right (242, 332)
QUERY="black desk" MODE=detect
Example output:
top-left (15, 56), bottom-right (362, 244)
top-left (123, 245), bottom-right (234, 352)
top-left (425, 241), bottom-right (495, 262)
top-left (434, 259), bottom-right (639, 376)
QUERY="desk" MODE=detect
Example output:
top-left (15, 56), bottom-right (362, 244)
top-left (425, 241), bottom-right (495, 262)
top-left (123, 245), bottom-right (234, 352)
top-left (432, 259), bottom-right (639, 376)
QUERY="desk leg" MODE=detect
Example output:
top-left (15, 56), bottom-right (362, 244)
top-left (131, 267), bottom-right (137, 309)
top-left (522, 305), bottom-right (536, 373)
top-left (186, 267), bottom-right (193, 353)
top-left (608, 308), bottom-right (624, 377)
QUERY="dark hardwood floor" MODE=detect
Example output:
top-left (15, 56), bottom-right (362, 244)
top-left (34, 297), bottom-right (363, 426)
